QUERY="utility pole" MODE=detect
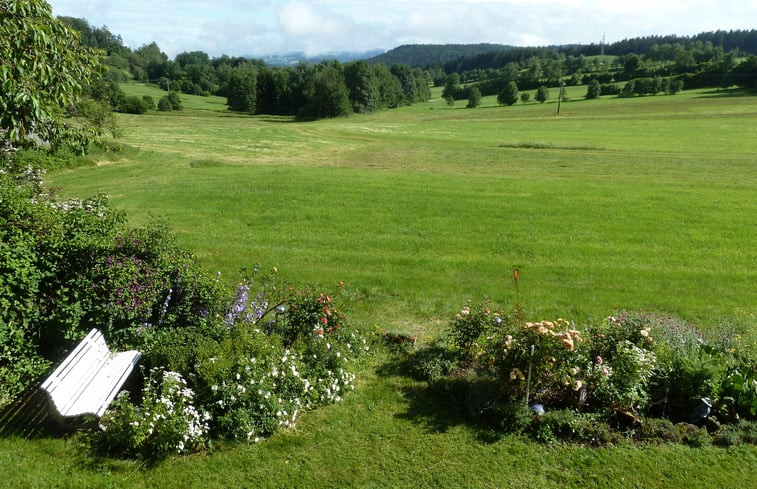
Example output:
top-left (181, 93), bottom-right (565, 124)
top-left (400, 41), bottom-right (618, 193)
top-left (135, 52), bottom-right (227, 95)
top-left (557, 79), bottom-right (564, 114)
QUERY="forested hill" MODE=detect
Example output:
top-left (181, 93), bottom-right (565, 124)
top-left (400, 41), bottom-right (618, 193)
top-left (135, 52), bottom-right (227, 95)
top-left (370, 30), bottom-right (757, 69)
top-left (367, 43), bottom-right (511, 67)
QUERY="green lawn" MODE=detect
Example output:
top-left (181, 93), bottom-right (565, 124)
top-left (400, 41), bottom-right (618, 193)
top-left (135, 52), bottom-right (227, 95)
top-left (11, 84), bottom-right (755, 487)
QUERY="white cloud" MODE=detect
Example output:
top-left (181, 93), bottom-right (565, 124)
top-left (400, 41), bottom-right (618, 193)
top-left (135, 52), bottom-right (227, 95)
top-left (46, 0), bottom-right (757, 59)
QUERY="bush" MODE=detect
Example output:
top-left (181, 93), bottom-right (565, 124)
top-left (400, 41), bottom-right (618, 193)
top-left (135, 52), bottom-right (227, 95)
top-left (166, 92), bottom-right (183, 110)
top-left (531, 409), bottom-right (615, 445)
top-left (0, 156), bottom-right (224, 405)
top-left (585, 79), bottom-right (601, 99)
top-left (118, 96), bottom-right (149, 114)
top-left (142, 95), bottom-right (156, 110)
top-left (157, 96), bottom-right (173, 112)
top-left (600, 83), bottom-right (621, 96)
top-left (410, 301), bottom-right (754, 444)
top-left (96, 368), bottom-right (210, 462)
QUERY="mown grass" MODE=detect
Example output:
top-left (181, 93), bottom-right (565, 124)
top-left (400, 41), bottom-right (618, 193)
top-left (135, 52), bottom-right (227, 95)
top-left (52, 84), bottom-right (757, 333)
top-left (11, 83), bottom-right (755, 487)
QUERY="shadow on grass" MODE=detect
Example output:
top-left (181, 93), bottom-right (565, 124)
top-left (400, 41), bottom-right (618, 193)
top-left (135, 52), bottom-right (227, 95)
top-left (693, 87), bottom-right (756, 99)
top-left (375, 354), bottom-right (506, 444)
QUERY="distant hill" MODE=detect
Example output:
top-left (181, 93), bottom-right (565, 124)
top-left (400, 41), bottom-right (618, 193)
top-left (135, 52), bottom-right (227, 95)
top-left (366, 43), bottom-right (512, 67)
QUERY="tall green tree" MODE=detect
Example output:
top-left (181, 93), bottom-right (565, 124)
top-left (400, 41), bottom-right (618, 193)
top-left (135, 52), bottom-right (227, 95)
top-left (301, 61), bottom-right (351, 119)
top-left (497, 81), bottom-right (519, 106)
top-left (1, 0), bottom-right (103, 151)
top-left (535, 85), bottom-right (550, 103)
top-left (442, 73), bottom-right (461, 106)
top-left (585, 79), bottom-right (601, 99)
top-left (372, 63), bottom-right (402, 109)
top-left (466, 86), bottom-right (481, 108)
top-left (344, 60), bottom-right (379, 113)
top-left (226, 68), bottom-right (257, 113)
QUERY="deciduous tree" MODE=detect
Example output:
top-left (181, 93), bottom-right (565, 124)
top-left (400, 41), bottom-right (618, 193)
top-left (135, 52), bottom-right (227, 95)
top-left (497, 81), bottom-right (519, 106)
top-left (535, 85), bottom-right (550, 103)
top-left (1, 0), bottom-right (103, 151)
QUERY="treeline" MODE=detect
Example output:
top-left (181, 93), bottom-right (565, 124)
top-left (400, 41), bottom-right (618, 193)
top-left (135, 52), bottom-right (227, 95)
top-left (59, 17), bottom-right (429, 119)
top-left (439, 38), bottom-right (757, 103)
top-left (367, 43), bottom-right (511, 68)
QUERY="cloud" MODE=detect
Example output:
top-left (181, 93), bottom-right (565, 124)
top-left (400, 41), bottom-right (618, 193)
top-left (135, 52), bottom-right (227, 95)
top-left (46, 0), bottom-right (757, 59)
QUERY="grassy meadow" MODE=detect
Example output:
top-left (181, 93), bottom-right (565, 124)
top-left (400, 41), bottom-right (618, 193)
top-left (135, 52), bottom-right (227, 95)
top-left (6, 83), bottom-right (755, 487)
top-left (51, 84), bottom-right (756, 334)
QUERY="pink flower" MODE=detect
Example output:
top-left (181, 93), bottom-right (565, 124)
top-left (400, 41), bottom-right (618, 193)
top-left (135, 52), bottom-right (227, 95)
top-left (596, 356), bottom-right (603, 365)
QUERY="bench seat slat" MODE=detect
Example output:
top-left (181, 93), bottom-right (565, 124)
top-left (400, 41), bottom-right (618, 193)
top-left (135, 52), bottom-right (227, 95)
top-left (40, 328), bottom-right (141, 419)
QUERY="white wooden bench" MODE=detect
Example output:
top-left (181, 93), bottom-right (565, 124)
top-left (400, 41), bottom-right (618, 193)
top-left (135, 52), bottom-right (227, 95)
top-left (40, 328), bottom-right (141, 418)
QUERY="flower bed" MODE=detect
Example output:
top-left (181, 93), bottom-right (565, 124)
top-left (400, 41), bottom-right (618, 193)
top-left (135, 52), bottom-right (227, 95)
top-left (410, 301), bottom-right (757, 445)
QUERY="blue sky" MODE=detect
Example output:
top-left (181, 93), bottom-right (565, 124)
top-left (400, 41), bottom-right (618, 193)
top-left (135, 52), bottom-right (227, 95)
top-left (47, 0), bottom-right (757, 59)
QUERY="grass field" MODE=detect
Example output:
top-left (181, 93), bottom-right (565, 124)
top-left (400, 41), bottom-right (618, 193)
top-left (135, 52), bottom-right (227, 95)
top-left (8, 83), bottom-right (755, 487)
top-left (52, 83), bottom-right (756, 333)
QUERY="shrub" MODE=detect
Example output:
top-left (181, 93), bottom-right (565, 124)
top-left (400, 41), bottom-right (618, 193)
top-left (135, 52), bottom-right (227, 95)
top-left (449, 300), bottom-right (503, 360)
top-left (166, 92), bottom-right (183, 110)
top-left (96, 368), bottom-right (210, 462)
top-left (157, 96), bottom-right (173, 112)
top-left (531, 409), bottom-right (615, 445)
top-left (142, 95), bottom-right (156, 110)
top-left (600, 83), bottom-right (621, 96)
top-left (585, 79), bottom-right (601, 99)
top-left (118, 96), bottom-right (149, 114)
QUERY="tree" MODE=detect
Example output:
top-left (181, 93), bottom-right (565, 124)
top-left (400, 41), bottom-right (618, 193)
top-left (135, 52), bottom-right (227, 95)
top-left (372, 63), bottom-right (402, 109)
top-left (466, 86), bottom-right (481, 108)
top-left (226, 68), bottom-right (257, 113)
top-left (520, 92), bottom-right (531, 104)
top-left (442, 73), bottom-right (461, 106)
top-left (344, 60), bottom-right (379, 113)
top-left (1, 0), bottom-right (103, 151)
top-left (497, 81), bottom-right (519, 106)
top-left (535, 85), bottom-right (550, 103)
top-left (585, 79), bottom-right (601, 99)
top-left (301, 61), bottom-right (351, 119)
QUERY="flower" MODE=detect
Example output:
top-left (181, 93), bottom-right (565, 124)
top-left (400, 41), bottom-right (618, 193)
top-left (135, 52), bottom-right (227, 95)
top-left (596, 356), bottom-right (603, 365)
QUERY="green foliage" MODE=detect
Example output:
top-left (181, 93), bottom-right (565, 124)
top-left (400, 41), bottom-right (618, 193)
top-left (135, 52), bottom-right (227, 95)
top-left (301, 62), bottom-right (351, 119)
top-left (535, 85), bottom-right (549, 103)
top-left (520, 92), bottom-right (531, 104)
top-left (0, 0), bottom-right (103, 152)
top-left (466, 86), bottom-right (482, 108)
top-left (413, 304), bottom-right (755, 443)
top-left (165, 92), bottom-right (183, 110)
top-left (0, 154), bottom-right (224, 405)
top-left (118, 96), bottom-right (149, 114)
top-left (449, 300), bottom-right (501, 359)
top-left (142, 95), bottom-right (156, 110)
top-left (157, 96), bottom-right (173, 112)
top-left (497, 81), bottom-right (519, 106)
top-left (96, 368), bottom-right (210, 462)
top-left (226, 69), bottom-right (257, 113)
top-left (531, 409), bottom-right (615, 445)
top-left (586, 79), bottom-right (602, 99)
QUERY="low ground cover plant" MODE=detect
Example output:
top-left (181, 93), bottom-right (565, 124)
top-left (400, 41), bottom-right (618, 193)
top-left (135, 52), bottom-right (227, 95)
top-left (409, 294), bottom-right (757, 445)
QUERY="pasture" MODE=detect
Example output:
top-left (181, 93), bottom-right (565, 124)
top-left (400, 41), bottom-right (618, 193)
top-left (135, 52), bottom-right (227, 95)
top-left (7, 84), bottom-right (754, 487)
top-left (52, 84), bottom-right (756, 333)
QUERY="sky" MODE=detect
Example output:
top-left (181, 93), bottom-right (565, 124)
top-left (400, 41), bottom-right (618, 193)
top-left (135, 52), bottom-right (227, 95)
top-left (47, 0), bottom-right (757, 59)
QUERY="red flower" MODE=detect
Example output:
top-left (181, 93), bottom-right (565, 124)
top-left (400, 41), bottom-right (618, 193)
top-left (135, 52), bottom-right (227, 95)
top-left (320, 316), bottom-right (328, 325)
